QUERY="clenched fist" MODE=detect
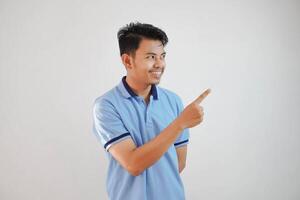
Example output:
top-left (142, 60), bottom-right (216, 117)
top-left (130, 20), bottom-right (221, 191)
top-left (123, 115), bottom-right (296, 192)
top-left (177, 89), bottom-right (211, 129)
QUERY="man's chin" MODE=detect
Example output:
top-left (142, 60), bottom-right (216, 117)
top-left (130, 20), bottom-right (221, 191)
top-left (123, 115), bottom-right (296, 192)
top-left (150, 78), bottom-right (161, 85)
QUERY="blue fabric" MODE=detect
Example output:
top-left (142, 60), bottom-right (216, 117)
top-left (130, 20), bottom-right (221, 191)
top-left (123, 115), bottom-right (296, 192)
top-left (92, 76), bottom-right (190, 200)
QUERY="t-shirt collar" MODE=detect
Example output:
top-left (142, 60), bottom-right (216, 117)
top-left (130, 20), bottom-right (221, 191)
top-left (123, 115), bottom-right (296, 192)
top-left (119, 76), bottom-right (158, 100)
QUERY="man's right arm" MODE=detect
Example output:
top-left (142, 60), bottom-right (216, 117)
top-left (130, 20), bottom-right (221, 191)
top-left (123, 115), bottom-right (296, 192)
top-left (108, 89), bottom-right (211, 176)
top-left (109, 117), bottom-right (184, 176)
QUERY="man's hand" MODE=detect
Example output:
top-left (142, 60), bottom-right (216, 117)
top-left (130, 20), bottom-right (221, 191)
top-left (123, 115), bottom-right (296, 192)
top-left (177, 89), bottom-right (211, 129)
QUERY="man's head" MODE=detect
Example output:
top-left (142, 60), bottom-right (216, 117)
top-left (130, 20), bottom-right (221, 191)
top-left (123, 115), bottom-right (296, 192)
top-left (117, 22), bottom-right (168, 86)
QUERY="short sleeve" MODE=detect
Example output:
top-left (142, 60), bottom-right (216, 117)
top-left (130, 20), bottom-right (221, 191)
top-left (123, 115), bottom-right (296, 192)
top-left (92, 98), bottom-right (132, 151)
top-left (174, 95), bottom-right (190, 148)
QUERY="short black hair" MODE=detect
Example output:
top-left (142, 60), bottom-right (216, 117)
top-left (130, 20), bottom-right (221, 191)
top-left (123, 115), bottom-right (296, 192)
top-left (117, 21), bottom-right (168, 57)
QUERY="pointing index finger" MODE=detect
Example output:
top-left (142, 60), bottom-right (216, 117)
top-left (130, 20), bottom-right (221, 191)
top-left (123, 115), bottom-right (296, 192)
top-left (194, 89), bottom-right (211, 104)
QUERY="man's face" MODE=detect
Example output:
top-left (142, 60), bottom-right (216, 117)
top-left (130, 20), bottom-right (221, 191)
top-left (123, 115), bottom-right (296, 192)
top-left (126, 39), bottom-right (166, 86)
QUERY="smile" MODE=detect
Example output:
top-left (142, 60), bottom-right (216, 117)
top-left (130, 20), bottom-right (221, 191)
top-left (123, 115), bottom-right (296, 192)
top-left (150, 71), bottom-right (162, 75)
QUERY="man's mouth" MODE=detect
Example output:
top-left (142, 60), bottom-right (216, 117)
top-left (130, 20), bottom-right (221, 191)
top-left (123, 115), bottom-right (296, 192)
top-left (149, 71), bottom-right (162, 75)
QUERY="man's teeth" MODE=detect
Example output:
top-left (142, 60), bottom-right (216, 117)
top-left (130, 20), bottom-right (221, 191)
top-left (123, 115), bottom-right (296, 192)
top-left (150, 71), bottom-right (162, 74)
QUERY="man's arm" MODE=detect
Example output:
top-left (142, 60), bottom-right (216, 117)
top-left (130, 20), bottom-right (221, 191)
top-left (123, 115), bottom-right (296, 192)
top-left (109, 118), bottom-right (184, 176)
top-left (176, 145), bottom-right (187, 173)
top-left (109, 89), bottom-right (210, 176)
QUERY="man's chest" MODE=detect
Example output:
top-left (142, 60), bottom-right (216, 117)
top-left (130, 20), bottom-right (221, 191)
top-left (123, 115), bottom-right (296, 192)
top-left (118, 100), bottom-right (178, 145)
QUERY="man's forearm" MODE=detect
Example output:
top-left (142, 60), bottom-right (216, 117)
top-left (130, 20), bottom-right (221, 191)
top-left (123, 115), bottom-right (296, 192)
top-left (129, 118), bottom-right (184, 175)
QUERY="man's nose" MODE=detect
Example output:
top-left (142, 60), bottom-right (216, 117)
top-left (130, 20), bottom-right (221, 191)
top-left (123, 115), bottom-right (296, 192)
top-left (154, 57), bottom-right (165, 68)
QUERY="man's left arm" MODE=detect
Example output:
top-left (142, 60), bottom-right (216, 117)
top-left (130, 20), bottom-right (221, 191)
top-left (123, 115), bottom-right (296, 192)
top-left (176, 145), bottom-right (187, 173)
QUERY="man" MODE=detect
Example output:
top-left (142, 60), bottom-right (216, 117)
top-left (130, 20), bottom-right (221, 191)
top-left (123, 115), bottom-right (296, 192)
top-left (92, 22), bottom-right (210, 200)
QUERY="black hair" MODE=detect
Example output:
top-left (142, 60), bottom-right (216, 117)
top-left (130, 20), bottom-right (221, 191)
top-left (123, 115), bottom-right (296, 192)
top-left (117, 21), bottom-right (168, 57)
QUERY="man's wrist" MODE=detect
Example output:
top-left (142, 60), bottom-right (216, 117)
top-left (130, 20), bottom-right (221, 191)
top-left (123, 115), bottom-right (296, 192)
top-left (172, 117), bottom-right (185, 133)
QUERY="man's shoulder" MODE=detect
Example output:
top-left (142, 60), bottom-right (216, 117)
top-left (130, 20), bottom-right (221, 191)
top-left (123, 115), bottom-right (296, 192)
top-left (93, 86), bottom-right (120, 108)
top-left (157, 86), bottom-right (182, 102)
top-left (157, 86), bottom-right (185, 114)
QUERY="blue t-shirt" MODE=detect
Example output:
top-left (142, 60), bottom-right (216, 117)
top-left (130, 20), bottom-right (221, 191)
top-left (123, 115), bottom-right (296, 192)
top-left (92, 76), bottom-right (189, 200)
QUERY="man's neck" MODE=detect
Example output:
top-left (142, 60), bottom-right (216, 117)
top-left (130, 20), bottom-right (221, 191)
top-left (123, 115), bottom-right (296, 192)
top-left (125, 76), bottom-right (152, 103)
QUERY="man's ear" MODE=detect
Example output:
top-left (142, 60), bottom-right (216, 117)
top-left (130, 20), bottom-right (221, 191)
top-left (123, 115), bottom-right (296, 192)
top-left (121, 54), bottom-right (133, 70)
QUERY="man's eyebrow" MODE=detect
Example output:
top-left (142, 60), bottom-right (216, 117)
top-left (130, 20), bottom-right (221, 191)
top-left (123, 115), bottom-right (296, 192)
top-left (145, 52), bottom-right (166, 55)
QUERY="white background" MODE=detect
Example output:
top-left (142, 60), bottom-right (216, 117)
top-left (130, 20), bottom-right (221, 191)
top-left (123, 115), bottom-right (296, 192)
top-left (1, 0), bottom-right (300, 199)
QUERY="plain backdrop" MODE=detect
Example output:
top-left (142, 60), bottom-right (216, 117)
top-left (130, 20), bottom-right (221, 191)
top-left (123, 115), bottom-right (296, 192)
top-left (1, 0), bottom-right (300, 199)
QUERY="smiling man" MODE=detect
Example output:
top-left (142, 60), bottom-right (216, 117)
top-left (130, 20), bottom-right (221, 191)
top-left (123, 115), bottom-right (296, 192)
top-left (92, 22), bottom-right (210, 200)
